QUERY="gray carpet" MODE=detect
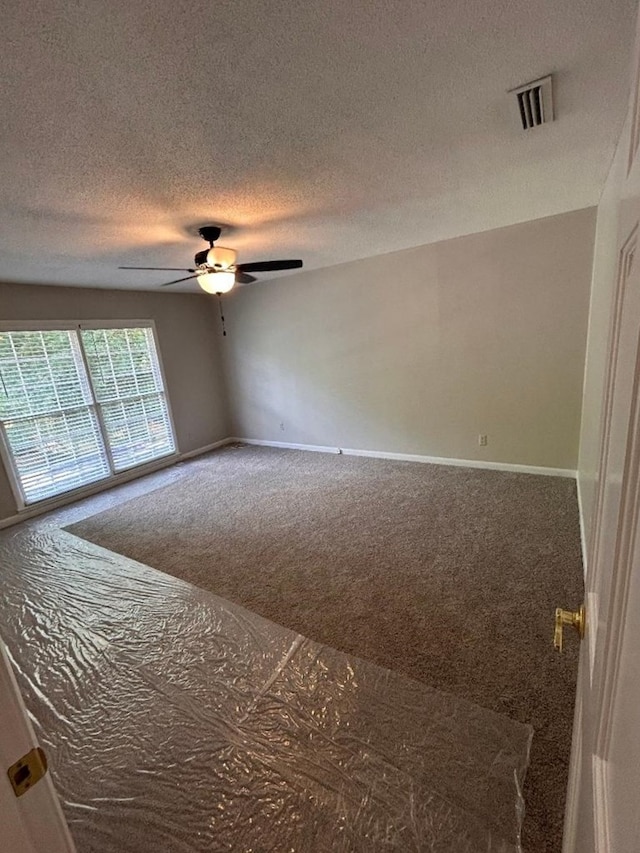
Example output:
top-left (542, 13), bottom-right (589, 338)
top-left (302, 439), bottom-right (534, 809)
top-left (67, 445), bottom-right (584, 852)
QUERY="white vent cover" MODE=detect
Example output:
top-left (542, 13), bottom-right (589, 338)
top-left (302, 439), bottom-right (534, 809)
top-left (509, 75), bottom-right (554, 130)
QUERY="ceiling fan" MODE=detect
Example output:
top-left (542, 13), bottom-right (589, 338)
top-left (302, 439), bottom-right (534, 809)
top-left (119, 226), bottom-right (303, 294)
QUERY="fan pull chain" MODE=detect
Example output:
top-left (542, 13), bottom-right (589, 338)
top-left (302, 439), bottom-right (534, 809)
top-left (217, 294), bottom-right (227, 336)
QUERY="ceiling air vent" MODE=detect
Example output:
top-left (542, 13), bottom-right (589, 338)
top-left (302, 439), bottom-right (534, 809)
top-left (509, 75), bottom-right (554, 130)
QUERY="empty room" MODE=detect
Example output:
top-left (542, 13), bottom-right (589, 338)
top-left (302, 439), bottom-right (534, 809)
top-left (2, 1), bottom-right (640, 852)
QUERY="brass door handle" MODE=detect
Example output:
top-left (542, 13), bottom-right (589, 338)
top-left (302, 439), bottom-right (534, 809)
top-left (554, 605), bottom-right (585, 652)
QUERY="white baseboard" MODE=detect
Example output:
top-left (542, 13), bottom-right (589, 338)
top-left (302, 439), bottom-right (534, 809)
top-left (576, 476), bottom-right (589, 576)
top-left (0, 437), bottom-right (234, 530)
top-left (231, 437), bottom-right (577, 478)
top-left (235, 438), bottom-right (341, 455)
top-left (179, 438), bottom-right (232, 461)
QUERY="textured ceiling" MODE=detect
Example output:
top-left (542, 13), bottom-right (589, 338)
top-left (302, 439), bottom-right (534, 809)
top-left (2, 0), bottom-right (637, 291)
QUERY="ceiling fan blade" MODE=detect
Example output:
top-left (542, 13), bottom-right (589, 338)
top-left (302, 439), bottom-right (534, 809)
top-left (235, 271), bottom-right (257, 285)
top-left (159, 274), bottom-right (199, 287)
top-left (236, 259), bottom-right (303, 273)
top-left (119, 266), bottom-right (196, 272)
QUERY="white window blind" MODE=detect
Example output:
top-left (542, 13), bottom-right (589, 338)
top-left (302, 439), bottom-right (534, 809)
top-left (81, 328), bottom-right (175, 472)
top-left (0, 331), bottom-right (110, 503)
top-left (0, 325), bottom-right (176, 506)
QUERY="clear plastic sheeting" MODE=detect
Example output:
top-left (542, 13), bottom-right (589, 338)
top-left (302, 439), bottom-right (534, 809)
top-left (0, 528), bottom-right (533, 852)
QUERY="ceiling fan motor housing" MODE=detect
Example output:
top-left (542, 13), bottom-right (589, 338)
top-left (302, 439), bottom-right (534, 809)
top-left (194, 246), bottom-right (238, 269)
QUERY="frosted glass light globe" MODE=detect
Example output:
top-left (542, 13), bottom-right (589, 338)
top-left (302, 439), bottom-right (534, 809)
top-left (197, 271), bottom-right (235, 294)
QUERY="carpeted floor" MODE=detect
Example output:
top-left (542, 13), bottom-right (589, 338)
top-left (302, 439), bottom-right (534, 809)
top-left (66, 444), bottom-right (584, 852)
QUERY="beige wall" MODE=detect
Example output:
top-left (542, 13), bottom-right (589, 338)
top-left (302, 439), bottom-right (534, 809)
top-left (223, 208), bottom-right (596, 470)
top-left (0, 283), bottom-right (230, 520)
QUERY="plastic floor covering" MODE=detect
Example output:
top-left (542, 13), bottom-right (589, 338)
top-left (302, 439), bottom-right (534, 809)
top-left (0, 525), bottom-right (533, 852)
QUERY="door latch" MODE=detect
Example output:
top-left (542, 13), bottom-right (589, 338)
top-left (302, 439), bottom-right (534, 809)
top-left (7, 747), bottom-right (48, 797)
top-left (553, 605), bottom-right (585, 652)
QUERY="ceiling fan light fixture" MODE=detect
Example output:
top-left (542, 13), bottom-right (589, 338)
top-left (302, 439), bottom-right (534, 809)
top-left (197, 271), bottom-right (235, 294)
top-left (119, 228), bottom-right (302, 296)
top-left (206, 246), bottom-right (237, 269)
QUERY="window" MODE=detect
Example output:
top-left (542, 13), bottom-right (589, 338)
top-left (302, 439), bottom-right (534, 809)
top-left (0, 323), bottom-right (176, 506)
top-left (80, 328), bottom-right (175, 472)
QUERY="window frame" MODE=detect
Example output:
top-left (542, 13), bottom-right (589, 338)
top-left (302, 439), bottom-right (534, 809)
top-left (0, 319), bottom-right (179, 511)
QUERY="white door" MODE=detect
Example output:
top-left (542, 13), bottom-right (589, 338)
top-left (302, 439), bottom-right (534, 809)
top-left (565, 7), bottom-right (640, 849)
top-left (0, 638), bottom-right (76, 853)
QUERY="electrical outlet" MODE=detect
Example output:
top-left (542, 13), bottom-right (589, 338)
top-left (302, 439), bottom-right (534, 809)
top-left (478, 434), bottom-right (488, 446)
top-left (279, 422), bottom-right (285, 431)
